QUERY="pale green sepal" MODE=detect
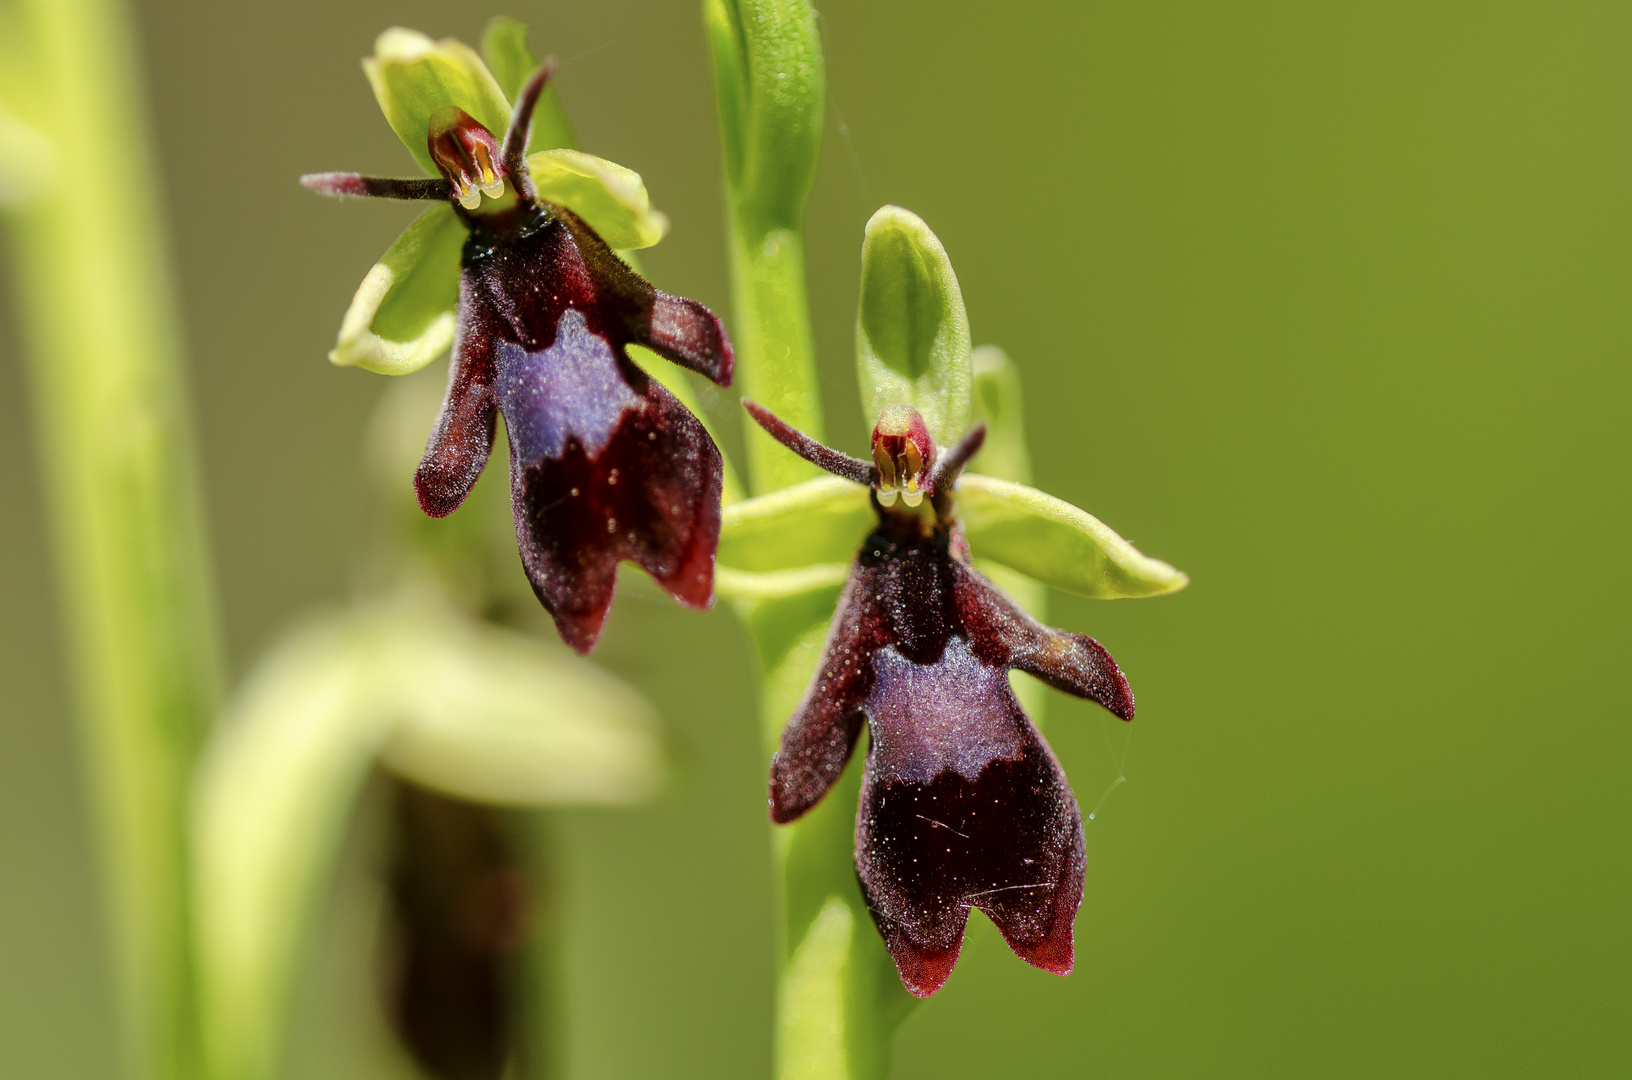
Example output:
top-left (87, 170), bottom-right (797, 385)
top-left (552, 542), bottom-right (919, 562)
top-left (857, 205), bottom-right (972, 444)
top-left (380, 619), bottom-right (661, 806)
top-left (531, 149), bottom-right (669, 250)
top-left (193, 602), bottom-right (660, 1080)
top-left (970, 345), bottom-right (1033, 484)
top-left (720, 475), bottom-right (872, 572)
top-left (365, 28), bottom-right (512, 175)
top-left (330, 203), bottom-right (462, 375)
top-left (481, 17), bottom-right (578, 151)
top-left (957, 474), bottom-right (1189, 599)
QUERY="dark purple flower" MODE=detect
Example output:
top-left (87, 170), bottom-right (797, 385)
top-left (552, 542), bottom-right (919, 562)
top-left (303, 68), bottom-right (733, 652)
top-left (744, 401), bottom-right (1135, 997)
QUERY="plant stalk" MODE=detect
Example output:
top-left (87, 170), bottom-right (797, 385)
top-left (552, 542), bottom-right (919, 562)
top-left (3, 0), bottom-right (220, 1077)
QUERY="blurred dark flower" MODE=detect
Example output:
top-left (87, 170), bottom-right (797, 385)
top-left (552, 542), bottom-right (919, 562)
top-left (302, 34), bottom-right (732, 652)
top-left (744, 401), bottom-right (1134, 997)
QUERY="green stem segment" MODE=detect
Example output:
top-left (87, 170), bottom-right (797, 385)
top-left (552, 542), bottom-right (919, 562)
top-left (729, 222), bottom-right (823, 492)
top-left (705, 0), bottom-right (827, 492)
top-left (3, 1), bottom-right (220, 1078)
top-left (707, 5), bottom-right (915, 1073)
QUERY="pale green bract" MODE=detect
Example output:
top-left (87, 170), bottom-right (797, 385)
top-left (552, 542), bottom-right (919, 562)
top-left (192, 600), bottom-right (659, 1080)
top-left (857, 205), bottom-right (972, 445)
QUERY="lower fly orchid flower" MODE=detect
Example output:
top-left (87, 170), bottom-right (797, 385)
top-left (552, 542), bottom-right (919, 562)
top-left (742, 401), bottom-right (1138, 997)
top-left (302, 32), bottom-right (732, 652)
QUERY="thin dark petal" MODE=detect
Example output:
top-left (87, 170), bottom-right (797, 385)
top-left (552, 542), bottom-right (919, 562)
top-left (501, 311), bottom-right (721, 653)
top-left (952, 561), bottom-right (1135, 720)
top-left (415, 296), bottom-right (498, 518)
top-left (742, 401), bottom-right (873, 486)
top-left (769, 566), bottom-right (885, 823)
top-left (501, 60), bottom-right (556, 199)
top-left (856, 639), bottom-right (1083, 995)
top-left (300, 172), bottom-right (451, 201)
top-left (642, 293), bottom-right (735, 386)
top-left (553, 209), bottom-right (735, 386)
top-left (926, 424), bottom-right (986, 495)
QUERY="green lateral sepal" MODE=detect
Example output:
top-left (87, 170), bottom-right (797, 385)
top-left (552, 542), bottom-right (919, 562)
top-left (719, 475), bottom-right (873, 572)
top-left (330, 203), bottom-right (463, 375)
top-left (956, 474), bottom-right (1190, 599)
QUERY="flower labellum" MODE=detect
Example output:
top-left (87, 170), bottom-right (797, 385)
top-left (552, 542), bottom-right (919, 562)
top-left (743, 400), bottom-right (1134, 997)
top-left (303, 63), bottom-right (734, 652)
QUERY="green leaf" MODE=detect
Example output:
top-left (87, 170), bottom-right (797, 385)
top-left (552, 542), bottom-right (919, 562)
top-left (969, 345), bottom-right (1033, 485)
top-left (530, 149), bottom-right (670, 250)
top-left (857, 206), bottom-right (972, 445)
top-left (193, 602), bottom-right (660, 1080)
top-left (956, 474), bottom-right (1189, 599)
top-left (719, 475), bottom-right (873, 572)
top-left (480, 16), bottom-right (579, 151)
top-left (364, 28), bottom-right (512, 175)
top-left (329, 203), bottom-right (463, 375)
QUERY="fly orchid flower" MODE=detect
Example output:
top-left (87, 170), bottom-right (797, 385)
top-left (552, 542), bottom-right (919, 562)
top-left (741, 398), bottom-right (1155, 997)
top-left (301, 29), bottom-right (733, 652)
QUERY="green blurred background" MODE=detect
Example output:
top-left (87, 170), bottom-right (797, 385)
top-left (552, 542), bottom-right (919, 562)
top-left (2, 0), bottom-right (1628, 1075)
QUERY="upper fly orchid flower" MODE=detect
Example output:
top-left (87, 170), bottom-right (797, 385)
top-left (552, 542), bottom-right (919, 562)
top-left (302, 28), bottom-right (733, 652)
top-left (714, 205), bottom-right (1189, 1000)
top-left (742, 400), bottom-right (1138, 996)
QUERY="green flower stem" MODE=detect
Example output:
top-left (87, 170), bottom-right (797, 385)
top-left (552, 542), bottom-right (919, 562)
top-left (2, 0), bottom-right (219, 1077)
top-left (705, 0), bottom-right (826, 493)
top-left (729, 222), bottom-right (823, 492)
top-left (705, 3), bottom-right (909, 1076)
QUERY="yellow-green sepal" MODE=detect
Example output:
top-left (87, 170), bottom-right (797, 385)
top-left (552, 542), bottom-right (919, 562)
top-left (857, 205), bottom-right (972, 445)
top-left (329, 203), bottom-right (463, 375)
top-left (957, 474), bottom-right (1189, 599)
top-left (719, 475), bottom-right (873, 572)
top-left (531, 149), bottom-right (670, 249)
top-left (364, 28), bottom-right (512, 175)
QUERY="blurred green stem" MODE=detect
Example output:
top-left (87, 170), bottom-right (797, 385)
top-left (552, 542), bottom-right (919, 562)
top-left (3, 0), bottom-right (219, 1078)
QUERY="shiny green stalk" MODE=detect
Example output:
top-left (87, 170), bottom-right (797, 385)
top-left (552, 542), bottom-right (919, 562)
top-left (705, 2), bottom-right (917, 1077)
top-left (705, 0), bottom-right (826, 493)
top-left (0, 1), bottom-right (220, 1077)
